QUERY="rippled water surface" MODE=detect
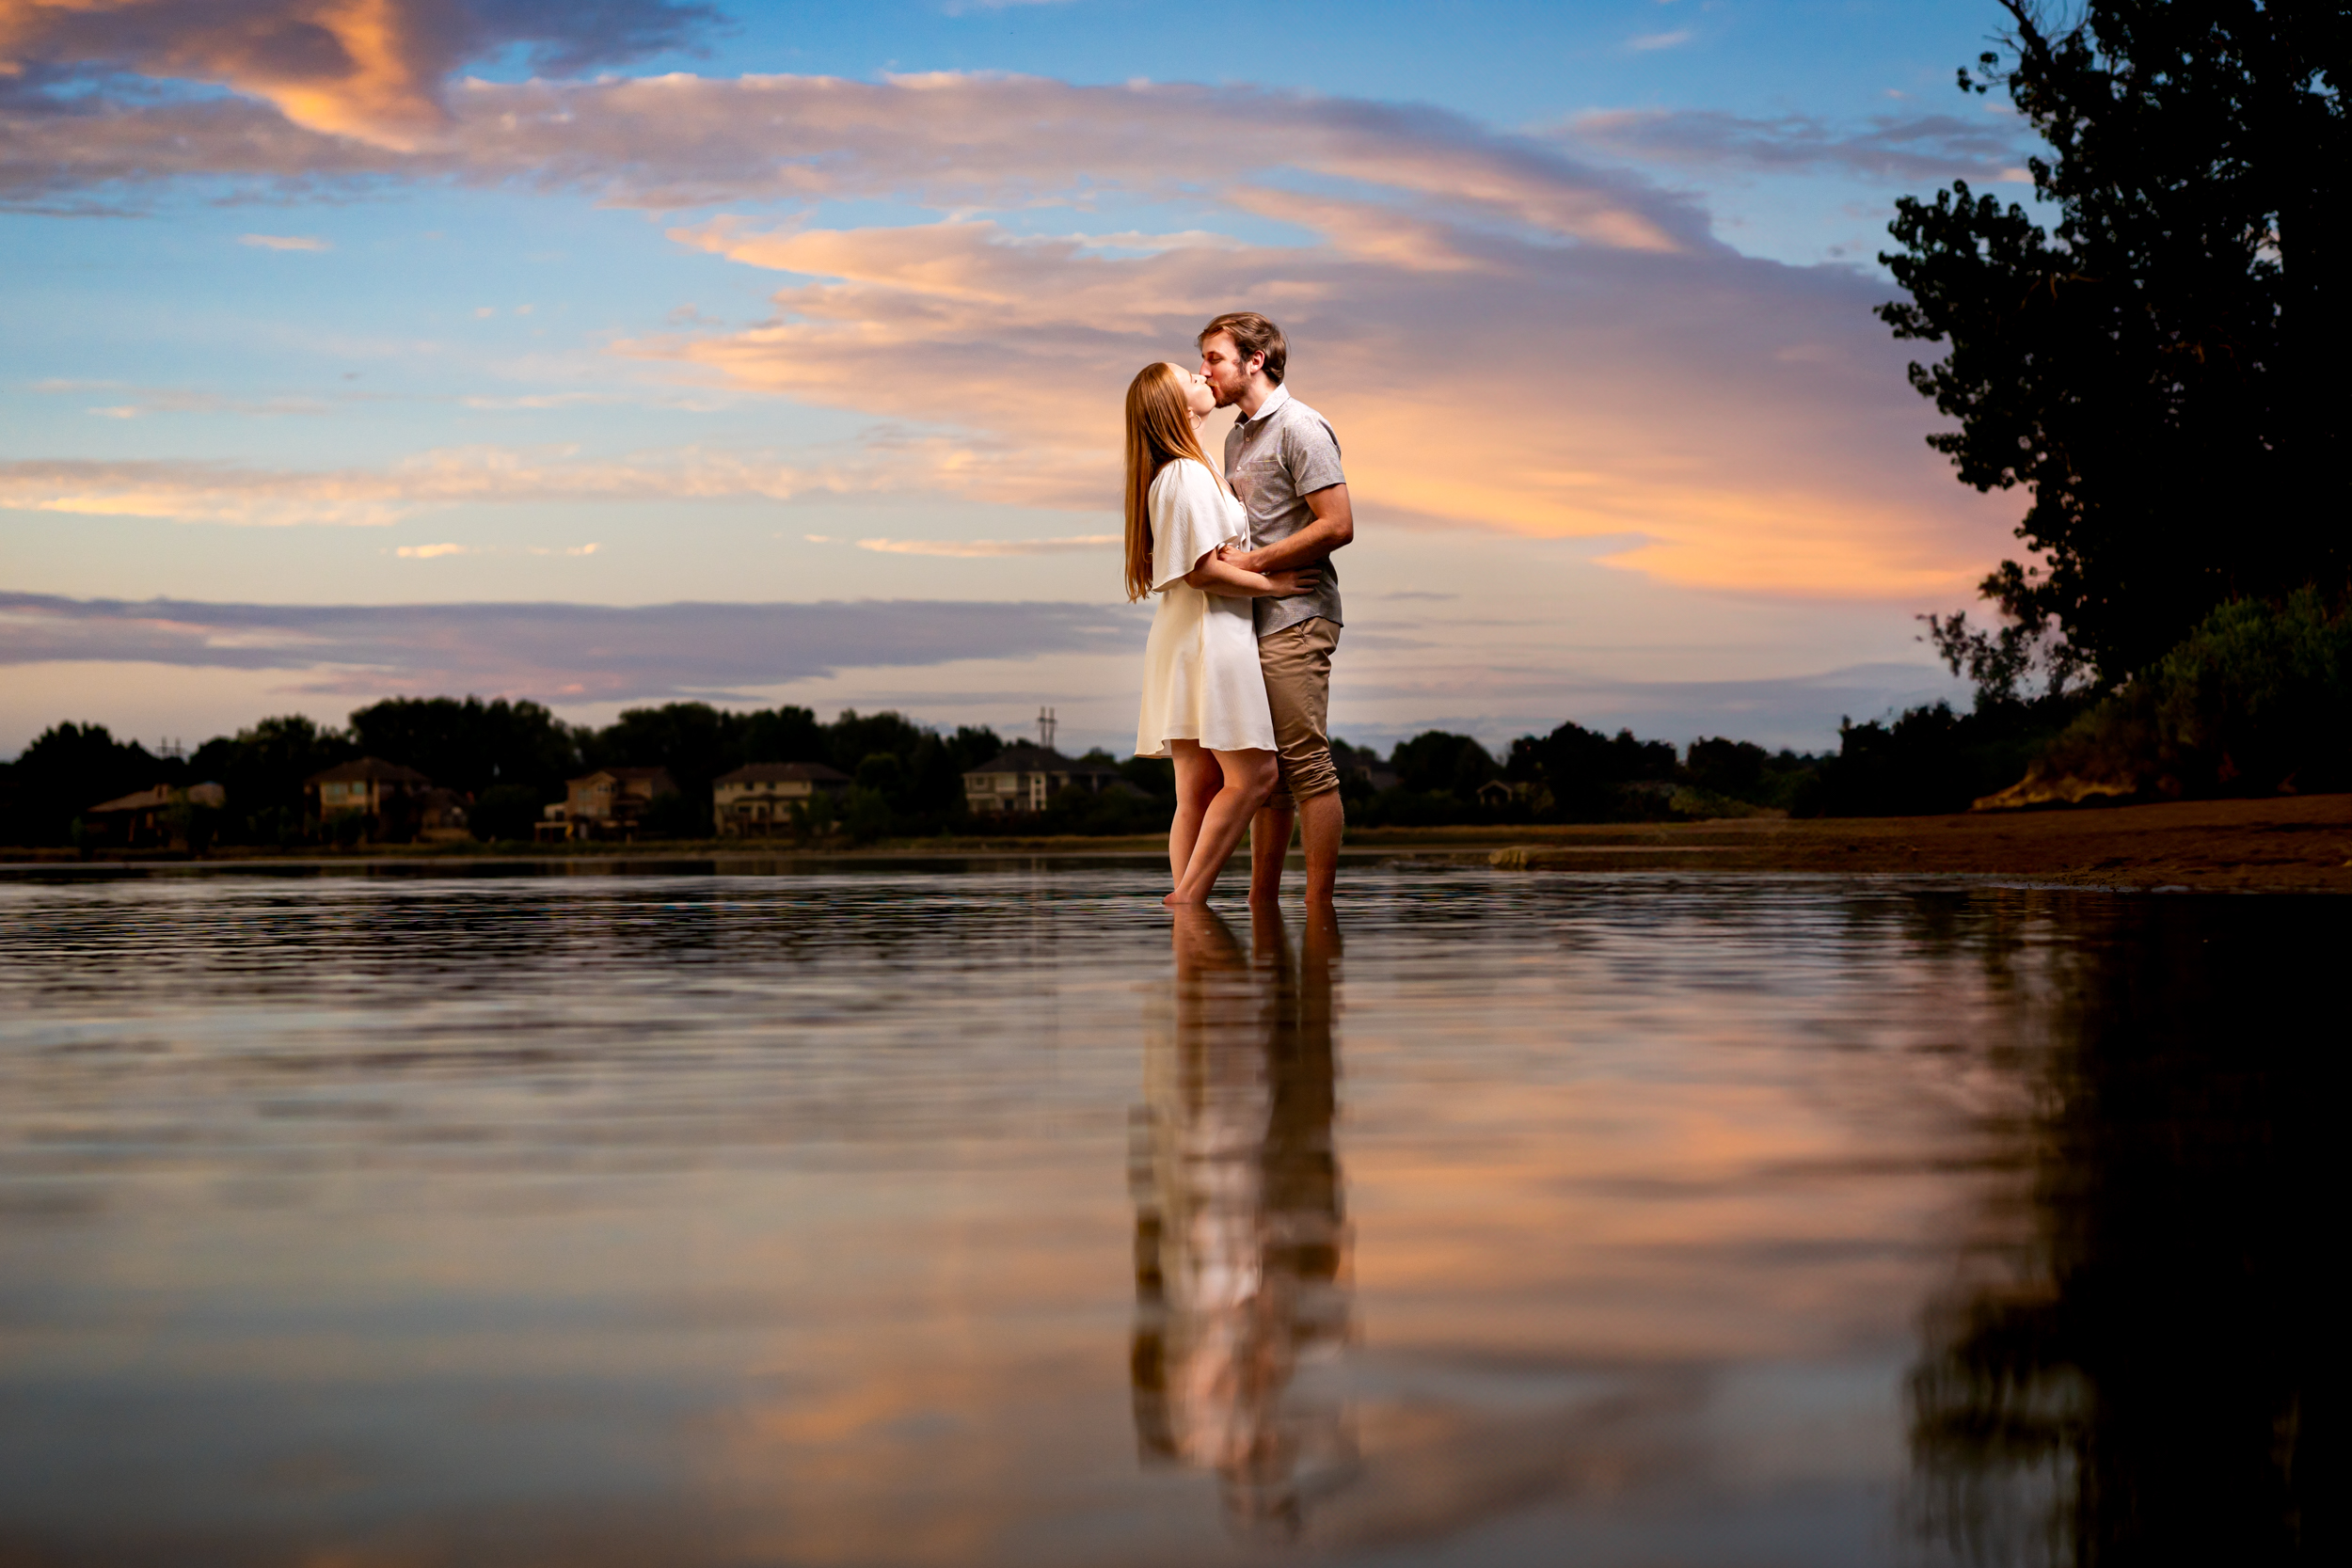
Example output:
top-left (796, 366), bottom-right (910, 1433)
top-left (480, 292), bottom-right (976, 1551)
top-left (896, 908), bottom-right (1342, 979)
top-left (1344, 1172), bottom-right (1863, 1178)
top-left (0, 865), bottom-right (2325, 1565)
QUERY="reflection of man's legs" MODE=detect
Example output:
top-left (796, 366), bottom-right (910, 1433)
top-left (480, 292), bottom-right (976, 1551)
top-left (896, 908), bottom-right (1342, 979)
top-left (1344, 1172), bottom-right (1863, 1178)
top-left (1251, 618), bottom-right (1343, 907)
top-left (1249, 900), bottom-right (1290, 981)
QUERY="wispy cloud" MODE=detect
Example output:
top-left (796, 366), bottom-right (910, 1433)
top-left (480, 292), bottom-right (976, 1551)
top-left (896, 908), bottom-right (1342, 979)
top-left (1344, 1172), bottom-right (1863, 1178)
top-left (239, 232), bottom-right (329, 250)
top-left (0, 591), bottom-right (1138, 702)
top-left (80, 390), bottom-right (330, 419)
top-left (857, 535), bottom-right (1119, 558)
top-left (389, 541), bottom-right (599, 558)
top-left (0, 443), bottom-right (995, 526)
top-left (1567, 108), bottom-right (2025, 182)
top-left (1628, 29), bottom-right (1693, 52)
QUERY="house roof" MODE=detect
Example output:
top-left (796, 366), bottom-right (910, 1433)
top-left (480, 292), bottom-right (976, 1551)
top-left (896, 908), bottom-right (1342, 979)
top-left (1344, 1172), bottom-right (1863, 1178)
top-left (715, 761), bottom-right (850, 785)
top-left (87, 782), bottom-right (224, 813)
top-left (307, 756), bottom-right (430, 786)
top-left (965, 744), bottom-right (1120, 778)
top-left (572, 766), bottom-right (676, 785)
top-left (87, 784), bottom-right (174, 814)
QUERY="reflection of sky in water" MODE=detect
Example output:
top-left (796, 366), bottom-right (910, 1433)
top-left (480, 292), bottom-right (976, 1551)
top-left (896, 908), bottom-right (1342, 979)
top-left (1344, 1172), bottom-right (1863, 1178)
top-left (0, 869), bottom-right (2322, 1564)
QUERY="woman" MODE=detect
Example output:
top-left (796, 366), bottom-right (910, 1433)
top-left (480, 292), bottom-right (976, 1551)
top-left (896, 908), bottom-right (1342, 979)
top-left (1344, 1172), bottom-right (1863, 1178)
top-left (1125, 362), bottom-right (1318, 905)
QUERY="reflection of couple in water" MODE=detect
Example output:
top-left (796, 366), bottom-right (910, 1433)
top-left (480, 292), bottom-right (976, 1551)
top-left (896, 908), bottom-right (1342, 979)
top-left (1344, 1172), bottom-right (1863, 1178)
top-left (1127, 311), bottom-right (1354, 907)
top-left (1129, 902), bottom-right (1355, 1534)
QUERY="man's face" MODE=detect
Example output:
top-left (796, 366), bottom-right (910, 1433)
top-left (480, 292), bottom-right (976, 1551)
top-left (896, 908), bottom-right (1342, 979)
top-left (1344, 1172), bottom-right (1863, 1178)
top-left (1198, 332), bottom-right (1257, 408)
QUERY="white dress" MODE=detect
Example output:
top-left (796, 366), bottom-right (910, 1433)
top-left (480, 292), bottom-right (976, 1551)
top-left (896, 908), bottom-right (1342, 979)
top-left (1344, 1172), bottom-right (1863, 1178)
top-left (1135, 458), bottom-right (1278, 757)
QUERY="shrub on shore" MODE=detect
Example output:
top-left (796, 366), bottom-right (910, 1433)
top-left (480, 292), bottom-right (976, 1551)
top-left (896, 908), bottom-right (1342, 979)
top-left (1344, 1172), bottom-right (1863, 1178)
top-left (1810, 697), bottom-right (2089, 817)
top-left (1981, 590), bottom-right (2352, 808)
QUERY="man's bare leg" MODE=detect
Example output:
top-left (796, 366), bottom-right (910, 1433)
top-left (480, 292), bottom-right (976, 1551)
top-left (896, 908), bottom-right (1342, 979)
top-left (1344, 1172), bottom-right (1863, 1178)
top-left (1248, 802), bottom-right (1295, 907)
top-left (1297, 788), bottom-right (1343, 905)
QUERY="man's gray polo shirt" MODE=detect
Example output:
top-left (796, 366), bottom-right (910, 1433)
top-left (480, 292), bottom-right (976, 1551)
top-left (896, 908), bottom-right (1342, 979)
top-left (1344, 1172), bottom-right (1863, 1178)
top-left (1224, 383), bottom-right (1345, 639)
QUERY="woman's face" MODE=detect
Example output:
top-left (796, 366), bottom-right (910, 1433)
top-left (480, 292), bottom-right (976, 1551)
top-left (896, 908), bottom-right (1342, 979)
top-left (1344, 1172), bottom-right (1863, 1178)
top-left (1166, 363), bottom-right (1216, 419)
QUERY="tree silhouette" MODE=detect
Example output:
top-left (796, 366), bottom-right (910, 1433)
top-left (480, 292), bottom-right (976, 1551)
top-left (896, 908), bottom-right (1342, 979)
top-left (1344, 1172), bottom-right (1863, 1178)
top-left (1882, 0), bottom-right (2346, 681)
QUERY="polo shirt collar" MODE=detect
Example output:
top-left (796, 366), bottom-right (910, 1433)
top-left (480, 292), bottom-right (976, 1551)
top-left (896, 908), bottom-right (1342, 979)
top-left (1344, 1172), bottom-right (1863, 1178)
top-left (1237, 383), bottom-right (1291, 428)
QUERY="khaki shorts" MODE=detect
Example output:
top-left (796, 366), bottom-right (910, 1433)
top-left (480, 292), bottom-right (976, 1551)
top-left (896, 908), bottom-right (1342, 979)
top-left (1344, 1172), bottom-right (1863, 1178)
top-left (1259, 616), bottom-right (1341, 806)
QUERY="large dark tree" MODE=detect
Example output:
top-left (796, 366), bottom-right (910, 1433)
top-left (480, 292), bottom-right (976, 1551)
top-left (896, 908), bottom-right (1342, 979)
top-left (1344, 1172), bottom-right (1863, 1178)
top-left (1, 723), bottom-right (171, 846)
top-left (1883, 0), bottom-right (2346, 682)
top-left (1505, 721), bottom-right (1677, 821)
top-left (1389, 731), bottom-right (1498, 798)
top-left (346, 695), bottom-right (581, 798)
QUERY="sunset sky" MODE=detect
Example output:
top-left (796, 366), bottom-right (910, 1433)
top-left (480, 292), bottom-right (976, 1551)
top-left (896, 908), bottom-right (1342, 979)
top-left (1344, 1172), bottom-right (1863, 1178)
top-left (0, 0), bottom-right (2044, 757)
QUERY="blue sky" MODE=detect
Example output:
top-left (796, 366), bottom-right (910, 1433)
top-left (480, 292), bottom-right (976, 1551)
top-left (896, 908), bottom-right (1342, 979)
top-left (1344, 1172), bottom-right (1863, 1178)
top-left (0, 0), bottom-right (2042, 756)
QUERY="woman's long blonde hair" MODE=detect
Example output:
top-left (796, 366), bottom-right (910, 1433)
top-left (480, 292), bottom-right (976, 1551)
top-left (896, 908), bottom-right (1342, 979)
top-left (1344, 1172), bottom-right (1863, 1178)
top-left (1123, 362), bottom-right (1215, 602)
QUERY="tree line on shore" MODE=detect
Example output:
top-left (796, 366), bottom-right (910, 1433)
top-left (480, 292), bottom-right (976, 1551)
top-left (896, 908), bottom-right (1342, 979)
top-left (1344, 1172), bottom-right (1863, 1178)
top-left (0, 696), bottom-right (1844, 849)
top-left (9, 578), bottom-right (2346, 850)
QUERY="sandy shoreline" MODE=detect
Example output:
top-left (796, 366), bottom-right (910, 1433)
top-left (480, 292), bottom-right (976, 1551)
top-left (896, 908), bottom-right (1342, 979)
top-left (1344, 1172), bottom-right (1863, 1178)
top-left (7, 795), bottom-right (2347, 892)
top-left (1488, 794), bottom-right (2352, 893)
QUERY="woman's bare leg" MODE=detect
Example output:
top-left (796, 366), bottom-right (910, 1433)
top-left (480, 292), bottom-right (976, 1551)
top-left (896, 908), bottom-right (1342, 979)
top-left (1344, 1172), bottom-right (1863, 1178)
top-left (1166, 740), bottom-right (1219, 887)
top-left (1167, 748), bottom-right (1279, 905)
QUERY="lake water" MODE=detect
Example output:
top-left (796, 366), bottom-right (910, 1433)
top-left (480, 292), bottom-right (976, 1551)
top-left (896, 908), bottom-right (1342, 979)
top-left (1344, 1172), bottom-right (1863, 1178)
top-left (0, 864), bottom-right (2323, 1566)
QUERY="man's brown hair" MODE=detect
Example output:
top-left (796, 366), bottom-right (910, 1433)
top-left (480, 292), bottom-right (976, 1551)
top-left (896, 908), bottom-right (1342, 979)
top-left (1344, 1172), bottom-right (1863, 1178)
top-left (1198, 311), bottom-right (1286, 386)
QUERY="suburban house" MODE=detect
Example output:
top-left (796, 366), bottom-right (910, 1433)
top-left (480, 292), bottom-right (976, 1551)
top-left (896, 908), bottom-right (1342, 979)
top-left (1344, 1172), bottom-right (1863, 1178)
top-left (712, 762), bottom-right (850, 837)
top-left (84, 782), bottom-right (225, 849)
top-left (961, 744), bottom-right (1123, 816)
top-left (418, 787), bottom-right (472, 842)
top-left (551, 766), bottom-right (678, 841)
top-left (306, 758), bottom-right (432, 842)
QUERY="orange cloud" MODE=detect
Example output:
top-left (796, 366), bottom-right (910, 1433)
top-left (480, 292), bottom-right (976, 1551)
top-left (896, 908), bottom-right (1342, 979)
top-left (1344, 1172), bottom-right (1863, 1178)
top-left (0, 0), bottom-right (455, 148)
top-left (637, 214), bottom-right (2002, 599)
top-left (0, 0), bottom-right (707, 151)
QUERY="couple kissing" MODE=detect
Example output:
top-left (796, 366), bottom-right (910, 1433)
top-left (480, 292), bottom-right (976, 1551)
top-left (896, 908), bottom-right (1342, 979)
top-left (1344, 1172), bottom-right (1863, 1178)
top-left (1124, 312), bottom-right (1353, 908)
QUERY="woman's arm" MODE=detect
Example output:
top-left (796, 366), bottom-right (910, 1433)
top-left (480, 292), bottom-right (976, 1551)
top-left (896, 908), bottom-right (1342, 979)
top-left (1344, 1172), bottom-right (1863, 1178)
top-left (1184, 550), bottom-right (1320, 599)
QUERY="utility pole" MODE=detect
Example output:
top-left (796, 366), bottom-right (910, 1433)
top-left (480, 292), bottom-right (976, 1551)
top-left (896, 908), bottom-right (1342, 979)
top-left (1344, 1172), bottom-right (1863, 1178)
top-left (1037, 706), bottom-right (1057, 752)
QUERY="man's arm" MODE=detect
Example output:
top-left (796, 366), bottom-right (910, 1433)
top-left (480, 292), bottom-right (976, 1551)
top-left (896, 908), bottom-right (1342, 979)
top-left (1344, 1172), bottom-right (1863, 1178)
top-left (1228, 483), bottom-right (1354, 575)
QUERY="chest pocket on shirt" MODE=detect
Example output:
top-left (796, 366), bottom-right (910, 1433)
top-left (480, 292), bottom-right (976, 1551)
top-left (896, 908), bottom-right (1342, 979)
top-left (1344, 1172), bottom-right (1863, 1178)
top-left (1229, 458), bottom-right (1278, 506)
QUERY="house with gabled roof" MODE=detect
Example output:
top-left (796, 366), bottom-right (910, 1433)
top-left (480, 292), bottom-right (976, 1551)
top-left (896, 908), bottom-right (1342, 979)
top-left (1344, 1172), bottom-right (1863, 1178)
top-left (961, 744), bottom-right (1122, 816)
top-left (713, 762), bottom-right (850, 837)
top-left (555, 766), bottom-right (677, 841)
top-left (86, 782), bottom-right (226, 849)
top-left (306, 757), bottom-right (431, 843)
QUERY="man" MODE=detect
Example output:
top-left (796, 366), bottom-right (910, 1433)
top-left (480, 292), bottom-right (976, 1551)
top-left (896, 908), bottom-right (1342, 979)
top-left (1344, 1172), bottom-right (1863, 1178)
top-left (1197, 311), bottom-right (1354, 907)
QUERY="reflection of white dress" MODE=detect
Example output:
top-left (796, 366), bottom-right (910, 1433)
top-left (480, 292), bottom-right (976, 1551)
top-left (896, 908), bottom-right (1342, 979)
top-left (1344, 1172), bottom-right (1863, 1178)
top-left (1136, 459), bottom-right (1278, 757)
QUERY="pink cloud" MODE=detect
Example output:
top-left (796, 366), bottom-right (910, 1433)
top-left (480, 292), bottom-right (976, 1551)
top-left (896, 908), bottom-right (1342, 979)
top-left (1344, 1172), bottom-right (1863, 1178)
top-left (0, 590), bottom-right (1136, 702)
top-left (0, 0), bottom-right (708, 150)
top-left (0, 442), bottom-right (999, 526)
top-left (1, 69), bottom-right (1713, 255)
top-left (639, 211), bottom-right (2003, 598)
